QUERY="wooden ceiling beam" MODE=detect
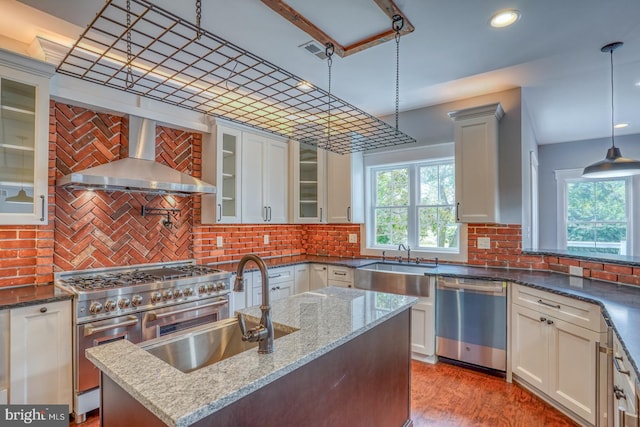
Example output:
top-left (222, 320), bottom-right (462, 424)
top-left (260, 0), bottom-right (414, 58)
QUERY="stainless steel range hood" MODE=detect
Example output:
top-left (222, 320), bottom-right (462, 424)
top-left (57, 116), bottom-right (216, 196)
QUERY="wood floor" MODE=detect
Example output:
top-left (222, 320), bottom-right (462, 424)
top-left (71, 361), bottom-right (578, 426)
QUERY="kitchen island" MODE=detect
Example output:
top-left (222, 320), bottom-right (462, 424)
top-left (87, 287), bottom-right (416, 427)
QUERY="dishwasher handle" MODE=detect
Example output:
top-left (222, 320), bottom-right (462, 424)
top-left (438, 280), bottom-right (505, 294)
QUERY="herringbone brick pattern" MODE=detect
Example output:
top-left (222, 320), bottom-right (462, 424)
top-left (53, 104), bottom-right (196, 270)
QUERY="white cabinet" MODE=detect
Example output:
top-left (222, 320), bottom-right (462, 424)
top-left (294, 264), bottom-right (310, 294)
top-left (290, 140), bottom-right (327, 223)
top-left (326, 151), bottom-right (364, 223)
top-left (327, 265), bottom-right (354, 287)
top-left (613, 333), bottom-right (639, 427)
top-left (0, 310), bottom-right (8, 404)
top-left (251, 266), bottom-right (294, 306)
top-left (202, 125), bottom-right (242, 224)
top-left (228, 272), bottom-right (249, 316)
top-left (202, 124), bottom-right (288, 224)
top-left (511, 285), bottom-right (603, 424)
top-left (9, 300), bottom-right (72, 407)
top-left (411, 281), bottom-right (435, 362)
top-left (448, 103), bottom-right (503, 224)
top-left (242, 133), bottom-right (288, 223)
top-left (309, 264), bottom-right (328, 290)
top-left (0, 50), bottom-right (54, 224)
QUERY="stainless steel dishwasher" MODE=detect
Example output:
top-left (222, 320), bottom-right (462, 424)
top-left (436, 277), bottom-right (507, 372)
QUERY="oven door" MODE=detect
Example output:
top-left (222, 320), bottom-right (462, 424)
top-left (76, 314), bottom-right (142, 393)
top-left (141, 296), bottom-right (229, 342)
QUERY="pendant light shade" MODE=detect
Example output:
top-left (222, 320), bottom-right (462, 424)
top-left (5, 188), bottom-right (34, 204)
top-left (582, 41), bottom-right (640, 178)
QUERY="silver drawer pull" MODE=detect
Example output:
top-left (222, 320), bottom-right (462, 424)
top-left (614, 356), bottom-right (631, 376)
top-left (334, 271), bottom-right (347, 276)
top-left (537, 299), bottom-right (561, 309)
top-left (146, 300), bottom-right (227, 321)
top-left (268, 274), bottom-right (282, 279)
top-left (84, 316), bottom-right (138, 336)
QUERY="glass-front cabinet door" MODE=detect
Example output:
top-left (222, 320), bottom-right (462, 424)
top-left (291, 140), bottom-right (325, 223)
top-left (0, 50), bottom-right (53, 224)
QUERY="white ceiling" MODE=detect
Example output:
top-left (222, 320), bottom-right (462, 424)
top-left (4, 0), bottom-right (640, 145)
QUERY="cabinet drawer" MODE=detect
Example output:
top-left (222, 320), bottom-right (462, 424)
top-left (327, 265), bottom-right (354, 283)
top-left (254, 266), bottom-right (294, 286)
top-left (511, 284), bottom-right (601, 332)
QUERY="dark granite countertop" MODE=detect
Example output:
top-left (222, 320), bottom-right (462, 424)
top-left (523, 248), bottom-right (640, 267)
top-left (0, 284), bottom-right (73, 310)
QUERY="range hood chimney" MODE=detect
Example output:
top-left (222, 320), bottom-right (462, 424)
top-left (57, 116), bottom-right (216, 195)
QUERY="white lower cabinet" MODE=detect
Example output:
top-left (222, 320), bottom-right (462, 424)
top-left (511, 285), bottom-right (603, 425)
top-left (294, 264), bottom-right (309, 294)
top-left (9, 300), bottom-right (72, 407)
top-left (309, 264), bottom-right (328, 290)
top-left (411, 293), bottom-right (436, 362)
top-left (327, 265), bottom-right (354, 288)
top-left (613, 333), bottom-right (639, 427)
top-left (251, 266), bottom-right (294, 305)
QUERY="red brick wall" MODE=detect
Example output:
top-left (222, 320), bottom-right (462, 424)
top-left (303, 224), bottom-right (361, 257)
top-left (467, 223), bottom-right (547, 270)
top-left (53, 104), bottom-right (196, 270)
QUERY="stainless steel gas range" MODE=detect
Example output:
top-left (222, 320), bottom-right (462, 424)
top-left (55, 260), bottom-right (231, 423)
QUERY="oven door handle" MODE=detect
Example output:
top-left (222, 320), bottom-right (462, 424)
top-left (439, 281), bottom-right (504, 293)
top-left (84, 315), bottom-right (139, 336)
top-left (145, 299), bottom-right (228, 322)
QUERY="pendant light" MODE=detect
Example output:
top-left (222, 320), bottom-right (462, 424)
top-left (582, 41), bottom-right (640, 178)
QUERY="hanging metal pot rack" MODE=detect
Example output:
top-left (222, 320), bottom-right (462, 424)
top-left (55, 0), bottom-right (416, 154)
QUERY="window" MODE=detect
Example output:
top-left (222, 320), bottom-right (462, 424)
top-left (370, 160), bottom-right (459, 251)
top-left (556, 169), bottom-right (633, 255)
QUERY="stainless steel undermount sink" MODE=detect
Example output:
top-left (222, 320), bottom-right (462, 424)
top-left (142, 317), bottom-right (294, 373)
top-left (354, 262), bottom-right (435, 297)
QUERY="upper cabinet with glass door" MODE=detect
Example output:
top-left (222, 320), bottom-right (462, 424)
top-left (290, 140), bottom-right (326, 223)
top-left (0, 50), bottom-right (53, 225)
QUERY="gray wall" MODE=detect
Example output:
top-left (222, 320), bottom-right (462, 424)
top-left (379, 87), bottom-right (523, 223)
top-left (537, 134), bottom-right (640, 249)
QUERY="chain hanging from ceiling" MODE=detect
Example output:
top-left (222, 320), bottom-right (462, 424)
top-left (56, 0), bottom-right (416, 154)
top-left (195, 0), bottom-right (203, 40)
top-left (325, 42), bottom-right (334, 150)
top-left (125, 0), bottom-right (133, 88)
top-left (393, 14), bottom-right (404, 132)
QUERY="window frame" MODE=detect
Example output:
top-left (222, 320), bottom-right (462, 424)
top-left (555, 168), bottom-right (635, 255)
top-left (362, 144), bottom-right (468, 263)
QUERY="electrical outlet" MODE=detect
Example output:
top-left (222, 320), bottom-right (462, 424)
top-left (477, 237), bottom-right (491, 249)
top-left (569, 266), bottom-right (583, 277)
top-left (264, 235), bottom-right (269, 244)
top-left (216, 236), bottom-right (223, 248)
top-left (348, 233), bottom-right (358, 243)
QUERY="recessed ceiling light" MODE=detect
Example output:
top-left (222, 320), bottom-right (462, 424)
top-left (297, 81), bottom-right (313, 91)
top-left (490, 9), bottom-right (521, 28)
top-left (614, 123), bottom-right (630, 129)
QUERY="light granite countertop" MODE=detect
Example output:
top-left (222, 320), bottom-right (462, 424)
top-left (86, 287), bottom-right (417, 427)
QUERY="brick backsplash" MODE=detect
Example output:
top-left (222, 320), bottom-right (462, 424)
top-left (4, 103), bottom-right (640, 288)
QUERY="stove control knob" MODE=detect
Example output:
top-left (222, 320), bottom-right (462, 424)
top-left (173, 289), bottom-right (183, 298)
top-left (151, 292), bottom-right (163, 303)
top-left (184, 287), bottom-right (194, 297)
top-left (198, 284), bottom-right (207, 294)
top-left (104, 300), bottom-right (117, 312)
top-left (216, 281), bottom-right (226, 291)
top-left (131, 295), bottom-right (143, 306)
top-left (207, 283), bottom-right (215, 292)
top-left (163, 290), bottom-right (173, 300)
top-left (118, 298), bottom-right (131, 309)
top-left (89, 302), bottom-right (103, 314)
